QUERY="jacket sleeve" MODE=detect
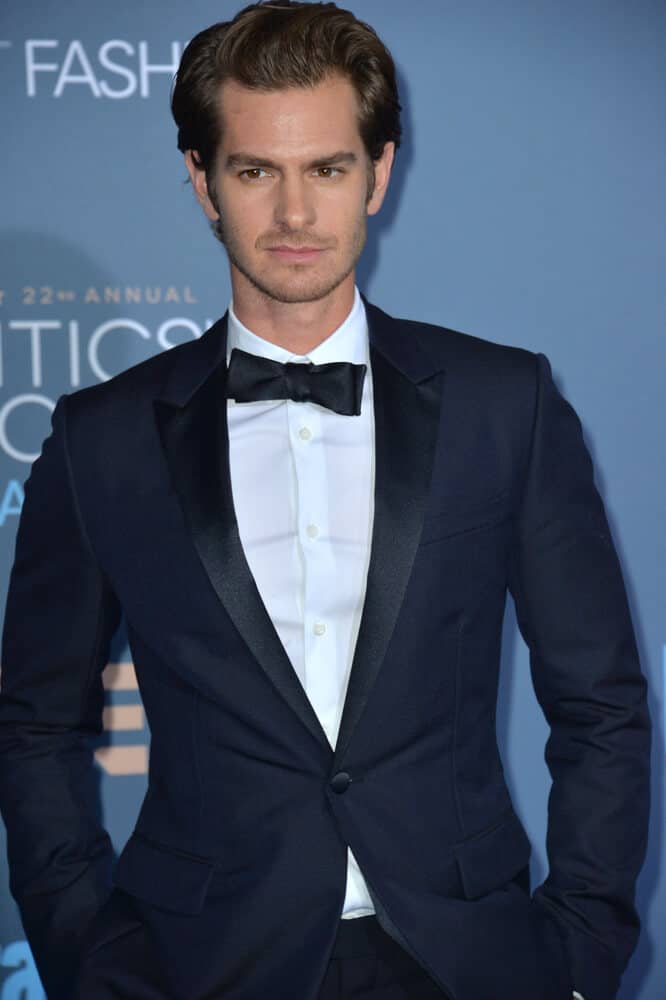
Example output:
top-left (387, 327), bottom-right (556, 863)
top-left (0, 395), bottom-right (121, 999)
top-left (508, 353), bottom-right (651, 1000)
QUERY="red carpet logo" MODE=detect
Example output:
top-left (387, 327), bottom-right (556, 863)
top-left (94, 661), bottom-right (148, 776)
top-left (0, 39), bottom-right (185, 99)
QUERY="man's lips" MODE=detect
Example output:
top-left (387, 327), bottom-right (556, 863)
top-left (266, 245), bottom-right (328, 261)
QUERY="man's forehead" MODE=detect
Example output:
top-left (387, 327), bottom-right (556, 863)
top-left (217, 73), bottom-right (361, 136)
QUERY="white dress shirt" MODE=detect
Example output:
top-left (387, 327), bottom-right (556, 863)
top-left (226, 288), bottom-right (375, 918)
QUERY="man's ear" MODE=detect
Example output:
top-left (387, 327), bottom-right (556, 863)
top-left (184, 150), bottom-right (219, 222)
top-left (367, 141), bottom-right (395, 217)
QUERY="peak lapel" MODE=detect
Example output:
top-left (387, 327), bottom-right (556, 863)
top-left (154, 319), bottom-right (329, 751)
top-left (334, 305), bottom-right (445, 764)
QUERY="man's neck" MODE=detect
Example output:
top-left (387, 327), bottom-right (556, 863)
top-left (230, 272), bottom-right (357, 355)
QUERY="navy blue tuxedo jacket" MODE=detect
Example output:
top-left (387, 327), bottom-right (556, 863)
top-left (0, 302), bottom-right (650, 999)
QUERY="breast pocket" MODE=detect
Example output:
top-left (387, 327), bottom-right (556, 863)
top-left (419, 489), bottom-right (513, 545)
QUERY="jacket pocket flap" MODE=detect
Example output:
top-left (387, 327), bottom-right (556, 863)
top-left (420, 496), bottom-right (511, 544)
top-left (454, 810), bottom-right (531, 900)
top-left (114, 834), bottom-right (215, 915)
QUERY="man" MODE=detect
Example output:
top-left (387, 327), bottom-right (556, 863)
top-left (0, 3), bottom-right (650, 999)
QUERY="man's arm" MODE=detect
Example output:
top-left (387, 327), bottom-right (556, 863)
top-left (0, 396), bottom-right (121, 999)
top-left (508, 354), bottom-right (651, 1000)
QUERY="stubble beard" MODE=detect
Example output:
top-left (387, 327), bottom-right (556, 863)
top-left (216, 215), bottom-right (368, 305)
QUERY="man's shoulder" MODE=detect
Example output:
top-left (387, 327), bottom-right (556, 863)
top-left (366, 300), bottom-right (539, 382)
top-left (64, 316), bottom-right (226, 422)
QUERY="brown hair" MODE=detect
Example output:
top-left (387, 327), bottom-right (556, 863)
top-left (171, 0), bottom-right (402, 180)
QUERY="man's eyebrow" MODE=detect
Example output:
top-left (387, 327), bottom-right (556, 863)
top-left (225, 153), bottom-right (278, 170)
top-left (307, 151), bottom-right (358, 168)
top-left (224, 151), bottom-right (359, 170)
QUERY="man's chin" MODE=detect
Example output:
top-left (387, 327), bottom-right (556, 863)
top-left (233, 264), bottom-right (354, 306)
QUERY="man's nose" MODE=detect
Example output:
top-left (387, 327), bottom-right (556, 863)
top-left (274, 175), bottom-right (316, 230)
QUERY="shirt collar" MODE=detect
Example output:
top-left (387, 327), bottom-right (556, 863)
top-left (226, 287), bottom-right (368, 366)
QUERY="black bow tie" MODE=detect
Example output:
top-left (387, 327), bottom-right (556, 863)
top-left (226, 348), bottom-right (366, 416)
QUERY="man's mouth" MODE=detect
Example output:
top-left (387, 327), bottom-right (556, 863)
top-left (267, 245), bottom-right (328, 261)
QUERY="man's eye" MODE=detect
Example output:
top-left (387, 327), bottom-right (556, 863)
top-left (315, 166), bottom-right (341, 178)
top-left (240, 168), bottom-right (269, 180)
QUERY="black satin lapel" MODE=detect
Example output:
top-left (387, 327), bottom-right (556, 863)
top-left (155, 367), bottom-right (329, 750)
top-left (334, 348), bottom-right (444, 764)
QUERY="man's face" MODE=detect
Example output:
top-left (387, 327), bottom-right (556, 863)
top-left (186, 74), bottom-right (394, 305)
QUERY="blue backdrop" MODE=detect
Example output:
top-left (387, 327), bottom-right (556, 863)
top-left (1, 1), bottom-right (664, 996)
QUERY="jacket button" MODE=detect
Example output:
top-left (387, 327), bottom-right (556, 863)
top-left (330, 772), bottom-right (352, 794)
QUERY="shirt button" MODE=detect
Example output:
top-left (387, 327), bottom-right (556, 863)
top-left (298, 426), bottom-right (312, 441)
top-left (306, 523), bottom-right (319, 539)
top-left (313, 622), bottom-right (327, 637)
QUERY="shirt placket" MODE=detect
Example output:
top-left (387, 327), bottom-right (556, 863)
top-left (287, 400), bottom-right (339, 748)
